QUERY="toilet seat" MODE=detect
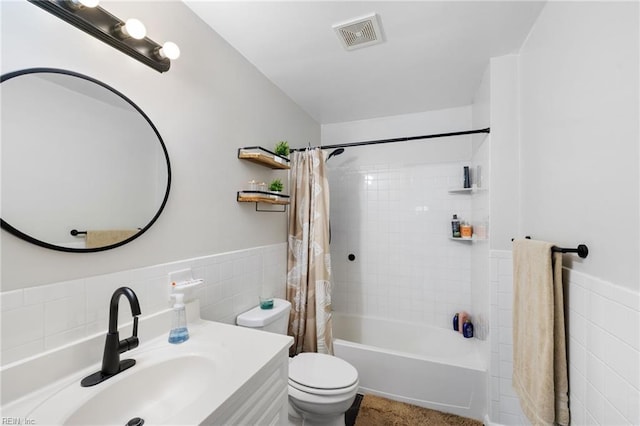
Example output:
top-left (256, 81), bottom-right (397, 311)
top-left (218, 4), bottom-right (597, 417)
top-left (288, 353), bottom-right (359, 395)
top-left (289, 378), bottom-right (359, 397)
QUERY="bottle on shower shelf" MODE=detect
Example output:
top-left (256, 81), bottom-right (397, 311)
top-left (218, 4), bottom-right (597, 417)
top-left (461, 221), bottom-right (473, 239)
top-left (463, 320), bottom-right (474, 338)
top-left (458, 311), bottom-right (469, 334)
top-left (451, 214), bottom-right (461, 238)
top-left (463, 166), bottom-right (471, 188)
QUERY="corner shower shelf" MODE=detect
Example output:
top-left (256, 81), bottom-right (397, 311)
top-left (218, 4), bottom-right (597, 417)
top-left (448, 186), bottom-right (488, 194)
top-left (448, 187), bottom-right (474, 194)
top-left (449, 236), bottom-right (487, 242)
top-left (238, 146), bottom-right (290, 170)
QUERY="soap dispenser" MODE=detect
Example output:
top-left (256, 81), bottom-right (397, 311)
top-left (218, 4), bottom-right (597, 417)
top-left (168, 293), bottom-right (189, 344)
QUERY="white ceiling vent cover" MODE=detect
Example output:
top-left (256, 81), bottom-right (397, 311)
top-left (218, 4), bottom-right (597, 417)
top-left (333, 13), bottom-right (384, 51)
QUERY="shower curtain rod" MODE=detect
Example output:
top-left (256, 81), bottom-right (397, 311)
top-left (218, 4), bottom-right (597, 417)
top-left (292, 127), bottom-right (490, 152)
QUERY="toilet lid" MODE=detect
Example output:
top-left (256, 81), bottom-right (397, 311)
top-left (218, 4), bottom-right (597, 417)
top-left (289, 353), bottom-right (358, 390)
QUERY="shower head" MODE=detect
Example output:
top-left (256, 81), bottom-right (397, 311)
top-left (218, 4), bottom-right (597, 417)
top-left (327, 148), bottom-right (345, 161)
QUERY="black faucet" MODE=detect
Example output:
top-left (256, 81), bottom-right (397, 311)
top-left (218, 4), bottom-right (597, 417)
top-left (81, 287), bottom-right (141, 387)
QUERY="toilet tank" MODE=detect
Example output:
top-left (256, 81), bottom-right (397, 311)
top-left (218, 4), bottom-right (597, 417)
top-left (236, 298), bottom-right (291, 334)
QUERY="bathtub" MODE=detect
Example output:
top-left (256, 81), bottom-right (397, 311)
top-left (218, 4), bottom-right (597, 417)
top-left (332, 313), bottom-right (487, 420)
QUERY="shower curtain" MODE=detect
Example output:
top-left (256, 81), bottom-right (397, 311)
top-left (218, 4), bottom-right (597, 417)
top-left (287, 148), bottom-right (334, 355)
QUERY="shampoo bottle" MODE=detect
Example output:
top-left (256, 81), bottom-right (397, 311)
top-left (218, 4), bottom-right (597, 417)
top-left (451, 214), bottom-right (461, 238)
top-left (458, 311), bottom-right (469, 334)
top-left (168, 293), bottom-right (189, 344)
top-left (463, 166), bottom-right (471, 188)
top-left (453, 313), bottom-right (459, 331)
top-left (463, 320), bottom-right (474, 338)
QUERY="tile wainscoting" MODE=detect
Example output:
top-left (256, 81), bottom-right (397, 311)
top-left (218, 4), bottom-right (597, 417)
top-left (489, 250), bottom-right (639, 425)
top-left (1, 243), bottom-right (287, 365)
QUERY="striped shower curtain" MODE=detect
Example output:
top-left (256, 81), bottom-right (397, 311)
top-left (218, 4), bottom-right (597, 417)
top-left (287, 148), bottom-right (334, 355)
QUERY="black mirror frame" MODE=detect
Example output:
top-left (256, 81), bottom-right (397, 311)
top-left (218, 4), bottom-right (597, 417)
top-left (0, 67), bottom-right (172, 253)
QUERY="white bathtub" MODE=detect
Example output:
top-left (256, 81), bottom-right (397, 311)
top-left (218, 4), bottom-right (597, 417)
top-left (332, 313), bottom-right (487, 421)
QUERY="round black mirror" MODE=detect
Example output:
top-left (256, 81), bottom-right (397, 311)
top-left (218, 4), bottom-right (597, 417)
top-left (1, 68), bottom-right (171, 252)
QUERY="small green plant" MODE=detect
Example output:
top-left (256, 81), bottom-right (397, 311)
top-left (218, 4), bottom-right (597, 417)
top-left (269, 179), bottom-right (284, 192)
top-left (274, 141), bottom-right (289, 157)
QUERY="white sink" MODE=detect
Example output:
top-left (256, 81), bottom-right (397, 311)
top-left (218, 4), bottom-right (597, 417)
top-left (66, 356), bottom-right (214, 425)
top-left (23, 332), bottom-right (231, 425)
top-left (2, 316), bottom-right (293, 425)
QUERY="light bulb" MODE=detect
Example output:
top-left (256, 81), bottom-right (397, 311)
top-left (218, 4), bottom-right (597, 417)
top-left (157, 41), bottom-right (180, 60)
top-left (79, 0), bottom-right (99, 7)
top-left (119, 18), bottom-right (146, 40)
top-left (67, 0), bottom-right (99, 8)
top-left (124, 19), bottom-right (146, 39)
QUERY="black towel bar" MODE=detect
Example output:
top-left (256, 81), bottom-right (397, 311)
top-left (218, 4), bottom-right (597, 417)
top-left (552, 245), bottom-right (589, 258)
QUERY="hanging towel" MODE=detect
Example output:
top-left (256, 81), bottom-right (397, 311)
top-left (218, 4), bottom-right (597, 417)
top-left (85, 229), bottom-right (138, 249)
top-left (512, 239), bottom-right (569, 426)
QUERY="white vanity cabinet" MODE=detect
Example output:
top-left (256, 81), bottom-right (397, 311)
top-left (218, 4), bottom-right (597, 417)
top-left (207, 348), bottom-right (290, 425)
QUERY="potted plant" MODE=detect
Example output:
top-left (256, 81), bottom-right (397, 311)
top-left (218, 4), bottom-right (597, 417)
top-left (274, 141), bottom-right (289, 157)
top-left (269, 178), bottom-right (284, 193)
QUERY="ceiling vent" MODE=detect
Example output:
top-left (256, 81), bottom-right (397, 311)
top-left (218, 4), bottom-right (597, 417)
top-left (333, 13), bottom-right (384, 51)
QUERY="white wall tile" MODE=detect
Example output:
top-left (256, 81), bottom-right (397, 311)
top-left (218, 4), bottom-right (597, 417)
top-left (1, 339), bottom-right (44, 365)
top-left (586, 383), bottom-right (606, 425)
top-left (489, 250), bottom-right (640, 426)
top-left (328, 162), bottom-right (475, 330)
top-left (603, 368), bottom-right (631, 420)
top-left (1, 290), bottom-right (23, 311)
top-left (0, 243), bottom-right (287, 366)
top-left (44, 294), bottom-right (86, 336)
top-left (44, 326), bottom-right (87, 350)
top-left (2, 304), bottom-right (44, 349)
top-left (570, 391), bottom-right (586, 425)
top-left (629, 387), bottom-right (640, 425)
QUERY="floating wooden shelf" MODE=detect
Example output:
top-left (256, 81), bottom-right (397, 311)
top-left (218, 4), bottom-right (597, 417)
top-left (237, 191), bottom-right (290, 205)
top-left (238, 146), bottom-right (290, 170)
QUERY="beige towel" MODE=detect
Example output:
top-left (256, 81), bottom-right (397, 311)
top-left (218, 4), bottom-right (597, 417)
top-left (512, 239), bottom-right (569, 426)
top-left (85, 229), bottom-right (138, 249)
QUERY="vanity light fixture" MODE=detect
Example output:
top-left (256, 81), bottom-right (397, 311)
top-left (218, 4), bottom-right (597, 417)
top-left (28, 0), bottom-right (179, 73)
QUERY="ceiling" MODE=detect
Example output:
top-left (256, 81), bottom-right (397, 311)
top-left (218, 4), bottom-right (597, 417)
top-left (184, 1), bottom-right (546, 124)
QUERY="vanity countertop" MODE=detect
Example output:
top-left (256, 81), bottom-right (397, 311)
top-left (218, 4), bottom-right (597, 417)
top-left (1, 312), bottom-right (293, 425)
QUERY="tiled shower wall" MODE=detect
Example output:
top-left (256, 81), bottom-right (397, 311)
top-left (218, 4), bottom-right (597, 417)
top-left (489, 250), bottom-right (640, 425)
top-left (0, 243), bottom-right (287, 365)
top-left (328, 162), bottom-right (474, 330)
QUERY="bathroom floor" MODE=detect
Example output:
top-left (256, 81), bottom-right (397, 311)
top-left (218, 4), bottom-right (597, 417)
top-left (348, 394), bottom-right (484, 425)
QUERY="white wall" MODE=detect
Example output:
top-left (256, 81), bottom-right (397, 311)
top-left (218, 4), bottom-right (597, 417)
top-left (489, 55), bottom-right (520, 252)
top-left (0, 1), bottom-right (320, 291)
top-left (486, 2), bottom-right (640, 425)
top-left (518, 1), bottom-right (639, 291)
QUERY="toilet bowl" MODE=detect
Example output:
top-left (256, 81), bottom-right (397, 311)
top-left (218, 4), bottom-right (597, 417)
top-left (288, 352), bottom-right (359, 426)
top-left (237, 299), bottom-right (359, 426)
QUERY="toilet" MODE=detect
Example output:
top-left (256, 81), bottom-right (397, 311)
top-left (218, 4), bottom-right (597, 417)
top-left (237, 298), bottom-right (359, 426)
